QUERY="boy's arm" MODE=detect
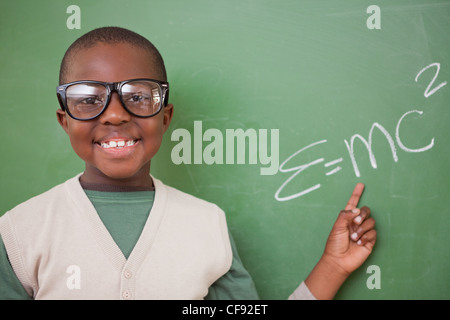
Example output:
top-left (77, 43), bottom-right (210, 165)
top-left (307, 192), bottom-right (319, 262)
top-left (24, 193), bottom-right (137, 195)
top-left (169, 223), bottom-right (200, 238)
top-left (0, 235), bottom-right (32, 300)
top-left (206, 230), bottom-right (260, 300)
top-left (304, 183), bottom-right (377, 300)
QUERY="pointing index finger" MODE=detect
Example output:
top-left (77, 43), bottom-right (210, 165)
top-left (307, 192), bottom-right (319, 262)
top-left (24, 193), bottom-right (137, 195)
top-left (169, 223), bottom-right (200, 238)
top-left (345, 183), bottom-right (365, 210)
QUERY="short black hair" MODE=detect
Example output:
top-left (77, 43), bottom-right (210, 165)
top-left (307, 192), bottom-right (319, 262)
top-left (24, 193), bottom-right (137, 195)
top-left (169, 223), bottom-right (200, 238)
top-left (59, 26), bottom-right (167, 84)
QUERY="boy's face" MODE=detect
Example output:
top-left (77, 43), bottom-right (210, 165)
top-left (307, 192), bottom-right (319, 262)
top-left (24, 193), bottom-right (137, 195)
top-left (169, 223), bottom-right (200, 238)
top-left (57, 42), bottom-right (173, 187)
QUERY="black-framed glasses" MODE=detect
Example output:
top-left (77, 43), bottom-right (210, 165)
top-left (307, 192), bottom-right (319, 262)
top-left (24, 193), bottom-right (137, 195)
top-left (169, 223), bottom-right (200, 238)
top-left (56, 78), bottom-right (169, 120)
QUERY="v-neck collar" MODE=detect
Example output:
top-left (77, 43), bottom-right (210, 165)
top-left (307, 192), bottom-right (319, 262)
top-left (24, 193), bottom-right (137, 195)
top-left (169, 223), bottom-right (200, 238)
top-left (64, 173), bottom-right (168, 274)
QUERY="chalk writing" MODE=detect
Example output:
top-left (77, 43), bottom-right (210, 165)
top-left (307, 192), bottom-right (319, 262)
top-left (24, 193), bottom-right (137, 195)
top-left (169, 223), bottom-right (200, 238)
top-left (415, 62), bottom-right (447, 98)
top-left (344, 122), bottom-right (398, 178)
top-left (324, 158), bottom-right (343, 176)
top-left (395, 110), bottom-right (434, 153)
top-left (275, 63), bottom-right (445, 201)
top-left (275, 140), bottom-right (326, 202)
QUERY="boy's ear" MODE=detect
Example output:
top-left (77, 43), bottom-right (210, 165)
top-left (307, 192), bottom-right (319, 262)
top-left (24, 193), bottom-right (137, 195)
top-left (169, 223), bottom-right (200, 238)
top-left (162, 103), bottom-right (174, 133)
top-left (56, 109), bottom-right (70, 134)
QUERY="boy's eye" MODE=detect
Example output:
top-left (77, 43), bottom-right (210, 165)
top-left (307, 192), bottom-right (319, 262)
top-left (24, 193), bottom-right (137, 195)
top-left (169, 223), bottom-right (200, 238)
top-left (80, 96), bottom-right (103, 105)
top-left (124, 93), bottom-right (151, 103)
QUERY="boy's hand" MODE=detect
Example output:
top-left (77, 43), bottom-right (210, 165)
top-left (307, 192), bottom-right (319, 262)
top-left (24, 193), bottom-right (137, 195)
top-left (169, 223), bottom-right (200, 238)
top-left (322, 183), bottom-right (377, 276)
top-left (304, 183), bottom-right (377, 299)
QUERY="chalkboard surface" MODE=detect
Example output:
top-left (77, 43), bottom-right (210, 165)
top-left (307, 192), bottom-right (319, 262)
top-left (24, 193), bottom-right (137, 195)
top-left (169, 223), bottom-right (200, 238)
top-left (0, 0), bottom-right (448, 299)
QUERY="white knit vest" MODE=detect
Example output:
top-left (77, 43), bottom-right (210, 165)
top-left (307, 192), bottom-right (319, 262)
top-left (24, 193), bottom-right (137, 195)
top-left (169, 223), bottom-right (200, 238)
top-left (0, 174), bottom-right (232, 300)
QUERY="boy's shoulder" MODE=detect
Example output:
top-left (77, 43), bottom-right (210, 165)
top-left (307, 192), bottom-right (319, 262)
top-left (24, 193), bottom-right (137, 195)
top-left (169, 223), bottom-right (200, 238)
top-left (0, 175), bottom-right (79, 222)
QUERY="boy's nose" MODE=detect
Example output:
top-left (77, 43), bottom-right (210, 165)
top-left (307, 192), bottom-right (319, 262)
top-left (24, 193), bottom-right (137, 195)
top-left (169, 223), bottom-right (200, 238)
top-left (98, 92), bottom-right (131, 124)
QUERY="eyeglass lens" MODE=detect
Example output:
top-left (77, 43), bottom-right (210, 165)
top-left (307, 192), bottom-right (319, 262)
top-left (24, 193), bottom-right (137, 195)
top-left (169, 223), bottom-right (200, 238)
top-left (65, 80), bottom-right (163, 119)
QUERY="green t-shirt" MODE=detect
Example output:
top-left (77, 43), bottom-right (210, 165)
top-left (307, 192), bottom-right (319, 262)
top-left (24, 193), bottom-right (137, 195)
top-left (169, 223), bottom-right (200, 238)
top-left (0, 189), bottom-right (259, 300)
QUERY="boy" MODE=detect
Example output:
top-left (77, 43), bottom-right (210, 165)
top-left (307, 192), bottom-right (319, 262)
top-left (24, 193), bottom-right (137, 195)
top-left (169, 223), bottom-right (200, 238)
top-left (0, 27), bottom-right (376, 300)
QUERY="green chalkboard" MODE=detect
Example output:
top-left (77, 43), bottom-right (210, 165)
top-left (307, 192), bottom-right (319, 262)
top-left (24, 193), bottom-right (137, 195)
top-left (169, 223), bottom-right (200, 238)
top-left (0, 0), bottom-right (449, 299)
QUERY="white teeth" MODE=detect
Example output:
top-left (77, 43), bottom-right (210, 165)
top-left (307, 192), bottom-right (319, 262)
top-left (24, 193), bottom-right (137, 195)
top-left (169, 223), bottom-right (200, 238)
top-left (100, 140), bottom-right (136, 149)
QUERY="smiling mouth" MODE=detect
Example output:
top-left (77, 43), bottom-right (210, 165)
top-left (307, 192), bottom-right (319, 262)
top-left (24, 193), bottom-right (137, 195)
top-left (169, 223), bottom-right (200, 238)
top-left (97, 139), bottom-right (139, 150)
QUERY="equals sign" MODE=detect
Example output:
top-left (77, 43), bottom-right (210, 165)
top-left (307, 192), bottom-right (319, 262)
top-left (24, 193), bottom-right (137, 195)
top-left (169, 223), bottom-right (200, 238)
top-left (324, 158), bottom-right (343, 176)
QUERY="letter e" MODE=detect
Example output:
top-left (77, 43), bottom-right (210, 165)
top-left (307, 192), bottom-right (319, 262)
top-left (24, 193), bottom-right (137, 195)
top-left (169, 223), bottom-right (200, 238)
top-left (366, 265), bottom-right (381, 290)
top-left (366, 5), bottom-right (381, 30)
top-left (66, 5), bottom-right (81, 30)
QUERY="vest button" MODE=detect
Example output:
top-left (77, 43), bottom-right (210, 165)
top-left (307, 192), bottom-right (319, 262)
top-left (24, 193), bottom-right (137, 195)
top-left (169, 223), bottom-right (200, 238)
top-left (122, 290), bottom-right (132, 300)
top-left (124, 269), bottom-right (132, 279)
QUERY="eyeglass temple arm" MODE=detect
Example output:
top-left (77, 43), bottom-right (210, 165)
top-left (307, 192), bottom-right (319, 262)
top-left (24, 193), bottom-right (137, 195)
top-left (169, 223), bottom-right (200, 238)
top-left (56, 88), bottom-right (66, 111)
